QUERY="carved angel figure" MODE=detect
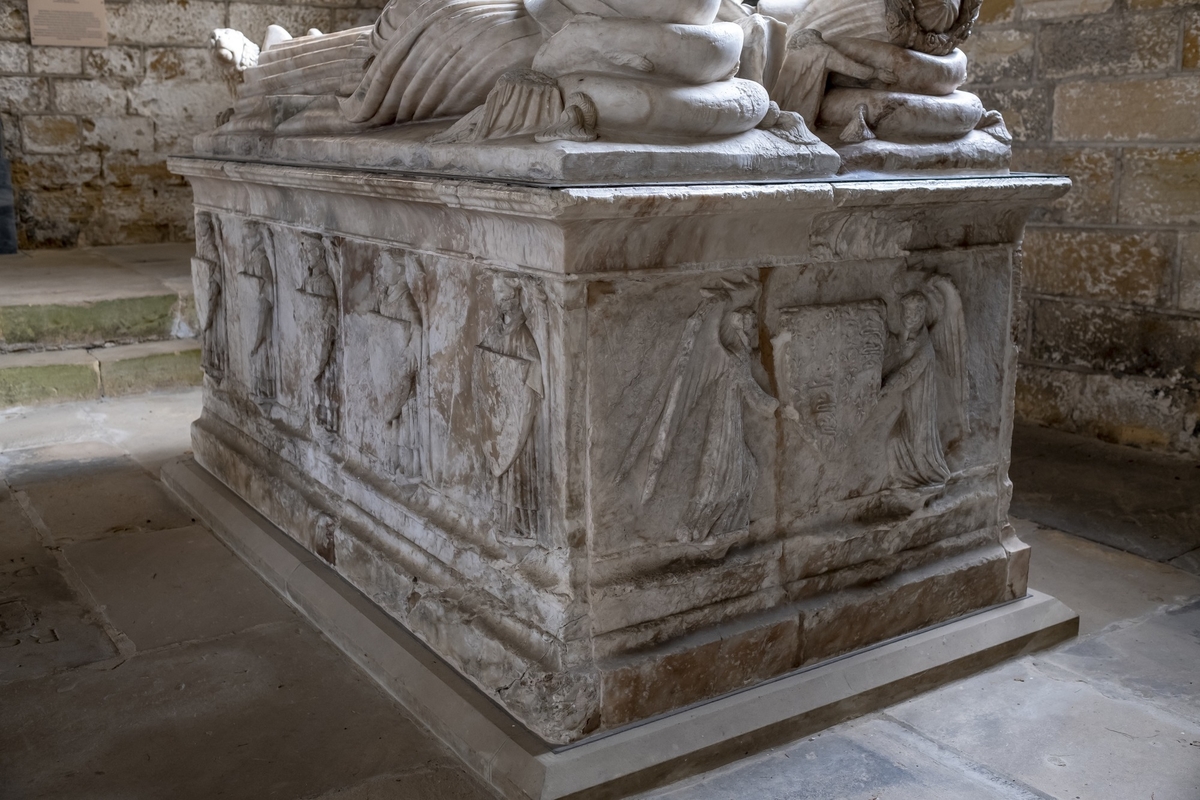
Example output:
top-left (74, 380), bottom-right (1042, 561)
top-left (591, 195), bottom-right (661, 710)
top-left (297, 235), bottom-right (341, 433)
top-left (620, 280), bottom-right (779, 543)
top-left (194, 213), bottom-right (228, 384)
top-left (475, 276), bottom-right (545, 541)
top-left (241, 224), bottom-right (277, 403)
top-left (376, 250), bottom-right (428, 479)
top-left (880, 274), bottom-right (968, 489)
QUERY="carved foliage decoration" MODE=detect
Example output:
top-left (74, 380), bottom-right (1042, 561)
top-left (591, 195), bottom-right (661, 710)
top-left (619, 277), bottom-right (780, 543)
top-left (474, 273), bottom-right (550, 543)
top-left (194, 211), bottom-right (228, 384)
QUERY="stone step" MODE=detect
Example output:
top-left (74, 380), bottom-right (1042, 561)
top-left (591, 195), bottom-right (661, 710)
top-left (0, 244), bottom-right (196, 352)
top-left (0, 339), bottom-right (202, 408)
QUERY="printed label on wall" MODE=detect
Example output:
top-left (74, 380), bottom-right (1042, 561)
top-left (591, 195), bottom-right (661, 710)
top-left (29, 0), bottom-right (108, 48)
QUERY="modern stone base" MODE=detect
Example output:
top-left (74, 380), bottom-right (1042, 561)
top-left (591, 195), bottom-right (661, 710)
top-left (163, 455), bottom-right (1079, 800)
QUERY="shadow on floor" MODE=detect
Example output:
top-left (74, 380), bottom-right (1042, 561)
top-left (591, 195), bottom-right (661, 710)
top-left (1, 394), bottom-right (1198, 800)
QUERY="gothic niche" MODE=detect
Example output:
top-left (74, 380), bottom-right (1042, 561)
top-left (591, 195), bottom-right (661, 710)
top-left (373, 249), bottom-right (429, 480)
top-left (239, 222), bottom-right (277, 404)
top-left (194, 211), bottom-right (228, 384)
top-left (297, 233), bottom-right (342, 434)
top-left (474, 274), bottom-right (548, 543)
top-left (619, 278), bottom-right (780, 543)
top-left (775, 272), bottom-right (968, 503)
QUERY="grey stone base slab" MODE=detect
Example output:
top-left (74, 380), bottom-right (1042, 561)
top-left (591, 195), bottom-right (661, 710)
top-left (162, 456), bottom-right (1079, 800)
top-left (193, 125), bottom-right (841, 186)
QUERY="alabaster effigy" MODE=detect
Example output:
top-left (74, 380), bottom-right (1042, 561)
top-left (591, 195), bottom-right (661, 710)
top-left (176, 0), bottom-right (1071, 760)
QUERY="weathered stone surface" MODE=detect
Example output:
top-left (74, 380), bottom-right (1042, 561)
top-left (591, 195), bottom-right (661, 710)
top-left (1180, 232), bottom-right (1200, 311)
top-left (0, 294), bottom-right (178, 347)
top-left (1011, 424), bottom-right (1200, 562)
top-left (977, 0), bottom-right (1017, 24)
top-left (64, 524), bottom-right (294, 651)
top-left (1029, 298), bottom-right (1200, 377)
top-left (1016, 364), bottom-right (1199, 455)
top-left (1021, 0), bottom-right (1112, 18)
top-left (83, 46), bottom-right (144, 85)
top-left (29, 46), bottom-right (82, 76)
top-left (172, 155), bottom-right (1064, 744)
top-left (1054, 76), bottom-right (1200, 142)
top-left (228, 3), bottom-right (334, 42)
top-left (1022, 227), bottom-right (1174, 305)
top-left (19, 114), bottom-right (81, 155)
top-left (95, 339), bottom-right (202, 395)
top-left (107, 1), bottom-right (226, 47)
top-left (1185, 10), bottom-right (1200, 69)
top-left (0, 349), bottom-right (100, 407)
top-left (52, 78), bottom-right (129, 116)
top-left (0, 4), bottom-right (28, 41)
top-left (5, 442), bottom-right (195, 544)
top-left (1011, 146), bottom-right (1115, 225)
top-left (1037, 12), bottom-right (1177, 79)
top-left (80, 115), bottom-right (155, 154)
top-left (962, 28), bottom-right (1035, 84)
top-left (1118, 147), bottom-right (1200, 225)
top-left (0, 40), bottom-right (29, 73)
top-left (0, 77), bottom-right (49, 114)
top-left (972, 84), bottom-right (1052, 141)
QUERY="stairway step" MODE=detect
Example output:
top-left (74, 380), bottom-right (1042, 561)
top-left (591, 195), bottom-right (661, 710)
top-left (0, 245), bottom-right (196, 351)
top-left (0, 339), bottom-right (201, 408)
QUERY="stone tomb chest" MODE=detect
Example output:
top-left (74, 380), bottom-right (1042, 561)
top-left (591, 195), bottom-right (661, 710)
top-left (171, 158), bottom-right (1068, 750)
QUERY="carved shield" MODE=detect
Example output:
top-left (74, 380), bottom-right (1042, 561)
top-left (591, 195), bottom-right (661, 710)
top-left (776, 302), bottom-right (886, 454)
top-left (475, 347), bottom-right (538, 478)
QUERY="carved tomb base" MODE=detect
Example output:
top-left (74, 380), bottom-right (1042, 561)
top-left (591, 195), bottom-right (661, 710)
top-left (171, 158), bottom-right (1070, 752)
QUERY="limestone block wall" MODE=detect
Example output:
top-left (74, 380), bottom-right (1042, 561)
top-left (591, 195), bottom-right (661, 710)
top-left (0, 0), bottom-right (384, 248)
top-left (965, 0), bottom-right (1200, 457)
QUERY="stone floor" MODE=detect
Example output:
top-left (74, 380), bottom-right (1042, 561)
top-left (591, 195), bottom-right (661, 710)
top-left (1, 390), bottom-right (1198, 800)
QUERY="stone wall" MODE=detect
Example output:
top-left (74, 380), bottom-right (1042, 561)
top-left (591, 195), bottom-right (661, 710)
top-left (0, 0), bottom-right (384, 248)
top-left (965, 0), bottom-right (1200, 457)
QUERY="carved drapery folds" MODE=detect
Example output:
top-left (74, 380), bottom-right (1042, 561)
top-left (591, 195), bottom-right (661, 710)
top-left (375, 249), bottom-right (429, 480)
top-left (620, 278), bottom-right (780, 543)
top-left (194, 211), bottom-right (228, 385)
top-left (205, 0), bottom-right (1010, 172)
top-left (240, 222), bottom-right (277, 404)
top-left (296, 233), bottom-right (342, 434)
top-left (474, 274), bottom-right (549, 543)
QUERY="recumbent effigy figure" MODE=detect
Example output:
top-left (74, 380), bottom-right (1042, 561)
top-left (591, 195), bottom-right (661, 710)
top-left (209, 0), bottom-right (1009, 168)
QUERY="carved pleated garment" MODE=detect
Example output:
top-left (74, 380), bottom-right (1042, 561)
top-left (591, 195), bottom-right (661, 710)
top-left (340, 0), bottom-right (544, 125)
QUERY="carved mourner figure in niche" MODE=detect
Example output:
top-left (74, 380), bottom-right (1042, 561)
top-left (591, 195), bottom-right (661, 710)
top-left (881, 274), bottom-right (968, 490)
top-left (241, 224), bottom-right (277, 403)
top-left (376, 250), bottom-right (427, 479)
top-left (622, 279), bottom-right (780, 542)
top-left (298, 234), bottom-right (341, 433)
top-left (194, 212), bottom-right (228, 384)
top-left (475, 276), bottom-right (545, 541)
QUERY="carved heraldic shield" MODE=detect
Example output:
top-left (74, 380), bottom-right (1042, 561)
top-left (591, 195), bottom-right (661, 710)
top-left (778, 302), bottom-right (887, 454)
top-left (475, 347), bottom-right (538, 479)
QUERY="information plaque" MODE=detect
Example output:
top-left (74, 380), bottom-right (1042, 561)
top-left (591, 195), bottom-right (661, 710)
top-left (29, 0), bottom-right (108, 48)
